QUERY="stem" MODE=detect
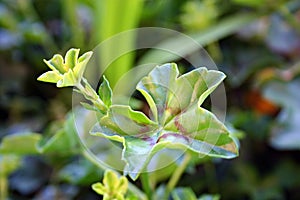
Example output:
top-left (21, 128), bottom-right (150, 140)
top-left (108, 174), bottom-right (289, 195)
top-left (164, 153), bottom-right (192, 199)
top-left (75, 78), bottom-right (107, 113)
top-left (141, 173), bottom-right (153, 199)
top-left (0, 176), bottom-right (8, 200)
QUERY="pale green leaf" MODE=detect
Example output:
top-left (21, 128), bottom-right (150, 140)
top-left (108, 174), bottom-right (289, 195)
top-left (0, 155), bottom-right (21, 177)
top-left (65, 48), bottom-right (80, 69)
top-left (92, 182), bottom-right (106, 195)
top-left (37, 71), bottom-right (62, 83)
top-left (44, 54), bottom-right (65, 73)
top-left (103, 170), bottom-right (119, 191)
top-left (57, 69), bottom-right (76, 87)
top-left (73, 51), bottom-right (93, 79)
top-left (100, 105), bottom-right (158, 136)
top-left (0, 133), bottom-right (41, 155)
top-left (98, 76), bottom-right (113, 107)
top-left (92, 63), bottom-right (238, 180)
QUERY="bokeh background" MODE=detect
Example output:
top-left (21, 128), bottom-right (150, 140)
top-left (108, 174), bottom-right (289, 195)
top-left (1, 0), bottom-right (300, 199)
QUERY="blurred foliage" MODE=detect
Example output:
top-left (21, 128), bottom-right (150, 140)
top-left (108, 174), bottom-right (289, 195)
top-left (1, 0), bottom-right (300, 199)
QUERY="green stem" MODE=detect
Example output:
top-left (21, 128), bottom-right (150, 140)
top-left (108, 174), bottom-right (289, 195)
top-left (164, 153), bottom-right (192, 199)
top-left (0, 176), bottom-right (8, 200)
top-left (141, 173), bottom-right (153, 199)
top-left (75, 78), bottom-right (107, 113)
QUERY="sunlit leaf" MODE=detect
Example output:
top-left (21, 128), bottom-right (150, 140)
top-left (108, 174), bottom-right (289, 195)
top-left (92, 63), bottom-right (238, 180)
top-left (98, 76), bottom-right (113, 107)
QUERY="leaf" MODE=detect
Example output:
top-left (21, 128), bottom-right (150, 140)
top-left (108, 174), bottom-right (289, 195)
top-left (64, 48), bottom-right (80, 69)
top-left (92, 63), bottom-right (238, 180)
top-left (198, 194), bottom-right (220, 200)
top-left (0, 155), bottom-right (21, 177)
top-left (138, 13), bottom-right (257, 65)
top-left (98, 76), bottom-right (113, 107)
top-left (172, 187), bottom-right (197, 200)
top-left (58, 157), bottom-right (103, 185)
top-left (92, 170), bottom-right (128, 199)
top-left (99, 105), bottom-right (158, 136)
top-left (38, 49), bottom-right (93, 87)
top-left (0, 133), bottom-right (41, 155)
top-left (263, 79), bottom-right (300, 149)
top-left (37, 71), bottom-right (62, 83)
top-left (37, 112), bottom-right (80, 154)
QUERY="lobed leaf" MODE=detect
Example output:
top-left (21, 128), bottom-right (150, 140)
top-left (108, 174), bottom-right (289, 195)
top-left (92, 63), bottom-right (238, 180)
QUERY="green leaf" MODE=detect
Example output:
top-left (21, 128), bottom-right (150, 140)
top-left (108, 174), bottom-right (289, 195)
top-left (137, 63), bottom-right (226, 124)
top-left (139, 13), bottom-right (257, 65)
top-left (37, 112), bottom-right (80, 154)
top-left (37, 71), bottom-right (62, 83)
top-left (44, 54), bottom-right (65, 73)
top-left (73, 51), bottom-right (93, 79)
top-left (98, 76), bottom-right (113, 107)
top-left (92, 170), bottom-right (128, 199)
top-left (0, 133), bottom-right (41, 155)
top-left (38, 49), bottom-right (93, 87)
top-left (198, 194), bottom-right (220, 200)
top-left (172, 187), bottom-right (197, 200)
top-left (99, 105), bottom-right (158, 136)
top-left (0, 155), bottom-right (21, 177)
top-left (92, 63), bottom-right (238, 180)
top-left (58, 157), bottom-right (103, 185)
top-left (64, 48), bottom-right (80, 69)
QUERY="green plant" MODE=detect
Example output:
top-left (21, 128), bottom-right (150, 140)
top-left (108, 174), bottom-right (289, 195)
top-left (37, 48), bottom-right (239, 199)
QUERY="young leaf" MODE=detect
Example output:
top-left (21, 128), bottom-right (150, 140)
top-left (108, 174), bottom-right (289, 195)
top-left (91, 63), bottom-right (238, 180)
top-left (38, 48), bottom-right (93, 87)
top-left (98, 76), bottom-right (113, 107)
top-left (92, 170), bottom-right (128, 200)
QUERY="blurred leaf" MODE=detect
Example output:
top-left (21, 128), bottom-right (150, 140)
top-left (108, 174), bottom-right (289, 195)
top-left (171, 187), bottom-right (197, 200)
top-left (93, 0), bottom-right (144, 87)
top-left (232, 0), bottom-right (263, 7)
top-left (9, 157), bottom-right (51, 195)
top-left (263, 79), bottom-right (300, 149)
top-left (58, 157), bottom-right (103, 185)
top-left (37, 112), bottom-right (80, 155)
top-left (0, 155), bottom-right (20, 177)
top-left (0, 133), bottom-right (41, 155)
top-left (265, 15), bottom-right (300, 55)
top-left (139, 13), bottom-right (257, 65)
top-left (198, 194), bottom-right (220, 200)
top-left (180, 0), bottom-right (219, 32)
